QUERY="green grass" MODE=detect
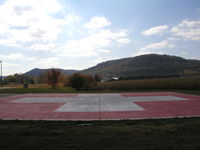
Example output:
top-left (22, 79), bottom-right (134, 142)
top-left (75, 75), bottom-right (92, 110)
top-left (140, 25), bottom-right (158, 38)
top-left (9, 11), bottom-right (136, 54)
top-left (170, 90), bottom-right (200, 95)
top-left (0, 117), bottom-right (200, 150)
top-left (0, 87), bottom-right (75, 94)
top-left (0, 86), bottom-right (200, 96)
top-left (1, 77), bottom-right (200, 95)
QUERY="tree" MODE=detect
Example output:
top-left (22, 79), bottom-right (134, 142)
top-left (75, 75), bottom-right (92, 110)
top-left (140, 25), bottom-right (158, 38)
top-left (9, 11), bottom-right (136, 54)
top-left (68, 73), bottom-right (85, 90)
top-left (83, 74), bottom-right (96, 90)
top-left (3, 73), bottom-right (34, 85)
top-left (47, 69), bottom-right (62, 88)
top-left (68, 73), bottom-right (97, 90)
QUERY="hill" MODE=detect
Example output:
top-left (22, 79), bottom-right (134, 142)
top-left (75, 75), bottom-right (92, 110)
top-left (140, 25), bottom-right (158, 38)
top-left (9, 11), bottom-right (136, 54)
top-left (24, 68), bottom-right (78, 77)
top-left (81, 54), bottom-right (200, 78)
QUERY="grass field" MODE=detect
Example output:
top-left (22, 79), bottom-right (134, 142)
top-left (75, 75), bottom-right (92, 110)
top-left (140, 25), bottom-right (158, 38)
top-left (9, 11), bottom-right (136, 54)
top-left (1, 77), bottom-right (200, 94)
top-left (0, 86), bottom-right (76, 94)
top-left (0, 84), bottom-right (200, 96)
top-left (0, 117), bottom-right (200, 150)
top-left (0, 86), bottom-right (200, 96)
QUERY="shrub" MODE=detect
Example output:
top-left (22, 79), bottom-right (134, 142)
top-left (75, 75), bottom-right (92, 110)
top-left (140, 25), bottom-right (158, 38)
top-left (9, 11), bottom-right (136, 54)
top-left (68, 73), bottom-right (97, 90)
top-left (83, 75), bottom-right (96, 90)
top-left (68, 73), bottom-right (85, 90)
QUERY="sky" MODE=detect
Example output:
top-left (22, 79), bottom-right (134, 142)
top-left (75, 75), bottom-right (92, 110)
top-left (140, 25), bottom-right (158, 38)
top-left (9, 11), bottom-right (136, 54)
top-left (0, 0), bottom-right (200, 75)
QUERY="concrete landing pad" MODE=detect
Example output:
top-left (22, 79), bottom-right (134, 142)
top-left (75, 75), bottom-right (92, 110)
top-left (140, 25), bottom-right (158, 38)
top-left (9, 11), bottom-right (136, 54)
top-left (0, 92), bottom-right (200, 120)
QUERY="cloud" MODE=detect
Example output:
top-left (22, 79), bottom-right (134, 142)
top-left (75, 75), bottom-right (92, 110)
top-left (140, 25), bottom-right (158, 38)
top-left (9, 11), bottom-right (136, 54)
top-left (2, 62), bottom-right (21, 75)
top-left (171, 19), bottom-right (200, 41)
top-left (64, 14), bottom-right (80, 24)
top-left (25, 56), bottom-right (62, 68)
top-left (0, 2), bottom-right (132, 74)
top-left (35, 57), bottom-right (61, 68)
top-left (28, 43), bottom-right (57, 51)
top-left (0, 53), bottom-right (25, 60)
top-left (93, 56), bottom-right (118, 65)
top-left (0, 39), bottom-right (19, 47)
top-left (83, 16), bottom-right (111, 29)
top-left (7, 53), bottom-right (25, 59)
top-left (97, 49), bottom-right (111, 53)
top-left (0, 0), bottom-right (68, 47)
top-left (134, 40), bottom-right (175, 56)
top-left (142, 25), bottom-right (168, 36)
top-left (116, 38), bottom-right (131, 44)
top-left (142, 40), bottom-right (174, 49)
top-left (167, 37), bottom-right (181, 41)
top-left (58, 29), bottom-right (128, 57)
top-left (181, 51), bottom-right (188, 55)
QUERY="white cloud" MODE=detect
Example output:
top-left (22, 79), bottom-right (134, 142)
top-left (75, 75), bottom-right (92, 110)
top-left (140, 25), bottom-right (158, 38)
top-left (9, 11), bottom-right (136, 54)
top-left (93, 58), bottom-right (107, 64)
top-left (0, 39), bottom-right (19, 47)
top-left (65, 14), bottom-right (80, 24)
top-left (98, 49), bottom-right (111, 53)
top-left (58, 29), bottom-right (128, 57)
top-left (134, 40), bottom-right (175, 56)
top-left (143, 40), bottom-right (173, 49)
top-left (93, 56), bottom-right (118, 65)
top-left (167, 37), bottom-right (181, 41)
top-left (0, 1), bottom-right (133, 74)
top-left (83, 16), bottom-right (111, 29)
top-left (0, 53), bottom-right (25, 60)
top-left (34, 57), bottom-right (61, 68)
top-left (0, 53), bottom-right (25, 75)
top-left (1, 56), bottom-right (62, 75)
top-left (116, 38), bottom-right (131, 44)
top-left (181, 51), bottom-right (188, 55)
top-left (171, 19), bottom-right (200, 41)
top-left (142, 25), bottom-right (168, 36)
top-left (7, 53), bottom-right (25, 59)
top-left (2, 62), bottom-right (21, 75)
top-left (28, 43), bottom-right (57, 51)
top-left (0, 0), bottom-right (67, 46)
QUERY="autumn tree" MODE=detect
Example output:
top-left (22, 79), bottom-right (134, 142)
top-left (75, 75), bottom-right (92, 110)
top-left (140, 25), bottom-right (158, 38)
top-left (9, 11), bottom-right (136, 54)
top-left (68, 73), bottom-right (85, 90)
top-left (47, 69), bottom-right (62, 88)
top-left (68, 73), bottom-right (97, 90)
top-left (83, 74), bottom-right (96, 90)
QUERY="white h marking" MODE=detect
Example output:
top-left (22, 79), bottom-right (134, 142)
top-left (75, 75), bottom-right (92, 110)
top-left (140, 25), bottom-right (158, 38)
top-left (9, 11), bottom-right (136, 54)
top-left (13, 94), bottom-right (188, 112)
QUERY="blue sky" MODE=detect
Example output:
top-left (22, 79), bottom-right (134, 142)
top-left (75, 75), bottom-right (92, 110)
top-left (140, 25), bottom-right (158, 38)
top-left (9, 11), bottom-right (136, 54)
top-left (0, 0), bottom-right (200, 75)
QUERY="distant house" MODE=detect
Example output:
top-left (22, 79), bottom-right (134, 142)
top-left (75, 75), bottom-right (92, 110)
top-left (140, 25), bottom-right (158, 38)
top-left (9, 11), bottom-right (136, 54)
top-left (101, 77), bottom-right (119, 82)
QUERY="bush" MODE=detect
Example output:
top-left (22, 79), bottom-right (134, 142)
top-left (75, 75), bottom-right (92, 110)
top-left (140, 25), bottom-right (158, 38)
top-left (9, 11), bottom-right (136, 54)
top-left (68, 73), bottom-right (85, 90)
top-left (68, 73), bottom-right (96, 90)
top-left (83, 75), bottom-right (96, 90)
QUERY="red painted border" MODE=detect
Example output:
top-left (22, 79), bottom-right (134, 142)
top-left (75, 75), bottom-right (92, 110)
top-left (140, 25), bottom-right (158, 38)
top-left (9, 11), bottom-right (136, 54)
top-left (0, 92), bottom-right (200, 120)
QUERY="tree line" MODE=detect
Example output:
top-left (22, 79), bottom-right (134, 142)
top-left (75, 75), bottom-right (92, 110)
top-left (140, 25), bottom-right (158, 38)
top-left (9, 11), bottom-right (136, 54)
top-left (3, 69), bottom-right (101, 90)
top-left (3, 73), bottom-right (34, 85)
top-left (46, 69), bottom-right (100, 90)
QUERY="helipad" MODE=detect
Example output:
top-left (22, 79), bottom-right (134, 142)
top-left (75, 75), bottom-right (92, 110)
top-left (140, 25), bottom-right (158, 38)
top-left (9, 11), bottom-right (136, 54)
top-left (0, 92), bottom-right (200, 120)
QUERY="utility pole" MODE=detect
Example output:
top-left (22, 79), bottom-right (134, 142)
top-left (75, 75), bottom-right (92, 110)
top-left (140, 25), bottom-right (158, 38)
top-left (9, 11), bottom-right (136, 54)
top-left (0, 61), bottom-right (2, 86)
